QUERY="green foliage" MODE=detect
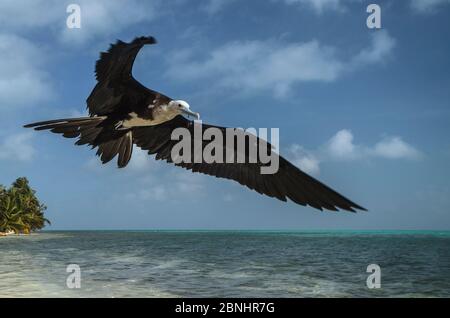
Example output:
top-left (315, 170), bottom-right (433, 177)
top-left (0, 177), bottom-right (50, 234)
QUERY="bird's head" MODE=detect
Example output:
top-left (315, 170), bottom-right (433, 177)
top-left (169, 100), bottom-right (200, 120)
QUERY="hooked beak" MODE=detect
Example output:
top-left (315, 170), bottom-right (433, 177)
top-left (181, 107), bottom-right (200, 120)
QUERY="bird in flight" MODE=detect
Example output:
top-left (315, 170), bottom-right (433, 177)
top-left (25, 36), bottom-right (366, 212)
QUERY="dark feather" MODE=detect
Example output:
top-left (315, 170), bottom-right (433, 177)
top-left (132, 115), bottom-right (366, 212)
top-left (86, 36), bottom-right (169, 117)
top-left (118, 132), bottom-right (133, 168)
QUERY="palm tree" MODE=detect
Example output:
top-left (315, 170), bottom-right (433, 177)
top-left (0, 178), bottom-right (50, 234)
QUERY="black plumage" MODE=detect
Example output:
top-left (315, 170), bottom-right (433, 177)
top-left (24, 36), bottom-right (366, 212)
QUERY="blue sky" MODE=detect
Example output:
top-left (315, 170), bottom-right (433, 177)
top-left (0, 0), bottom-right (449, 230)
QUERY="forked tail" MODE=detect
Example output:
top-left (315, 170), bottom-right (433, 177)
top-left (24, 117), bottom-right (133, 168)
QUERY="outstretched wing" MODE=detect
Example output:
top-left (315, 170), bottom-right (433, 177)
top-left (87, 36), bottom-right (163, 116)
top-left (132, 116), bottom-right (366, 212)
top-left (94, 36), bottom-right (156, 83)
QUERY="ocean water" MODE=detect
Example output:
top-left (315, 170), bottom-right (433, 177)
top-left (0, 231), bottom-right (449, 298)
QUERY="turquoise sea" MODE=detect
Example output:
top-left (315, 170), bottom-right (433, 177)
top-left (0, 231), bottom-right (449, 297)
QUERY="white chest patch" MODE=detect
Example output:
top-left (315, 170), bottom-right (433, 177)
top-left (122, 105), bottom-right (178, 128)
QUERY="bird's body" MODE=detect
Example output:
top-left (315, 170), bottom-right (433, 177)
top-left (25, 36), bottom-right (366, 213)
top-left (122, 100), bottom-right (192, 128)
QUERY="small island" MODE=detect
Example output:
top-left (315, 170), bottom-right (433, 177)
top-left (0, 177), bottom-right (50, 236)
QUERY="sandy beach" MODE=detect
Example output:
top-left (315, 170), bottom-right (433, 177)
top-left (0, 231), bottom-right (16, 237)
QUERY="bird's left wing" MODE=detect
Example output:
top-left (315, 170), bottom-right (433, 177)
top-left (94, 36), bottom-right (156, 83)
top-left (132, 115), bottom-right (366, 212)
top-left (87, 36), bottom-right (161, 116)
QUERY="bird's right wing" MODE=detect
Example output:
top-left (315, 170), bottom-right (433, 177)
top-left (132, 115), bottom-right (367, 212)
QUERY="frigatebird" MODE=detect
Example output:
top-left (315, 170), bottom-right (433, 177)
top-left (25, 36), bottom-right (366, 212)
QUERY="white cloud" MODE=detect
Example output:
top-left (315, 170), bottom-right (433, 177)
top-left (411, 0), bottom-right (450, 12)
top-left (352, 31), bottom-right (396, 65)
top-left (326, 129), bottom-right (359, 160)
top-left (0, 34), bottom-right (53, 109)
top-left (282, 0), bottom-right (370, 14)
top-left (0, 132), bottom-right (35, 162)
top-left (202, 0), bottom-right (345, 15)
top-left (166, 31), bottom-right (395, 98)
top-left (371, 137), bottom-right (422, 159)
top-left (166, 39), bottom-right (343, 97)
top-left (200, 0), bottom-right (363, 15)
top-left (325, 129), bottom-right (422, 161)
top-left (290, 129), bottom-right (422, 174)
top-left (289, 145), bottom-right (321, 175)
top-left (284, 0), bottom-right (344, 13)
top-left (0, 0), bottom-right (159, 45)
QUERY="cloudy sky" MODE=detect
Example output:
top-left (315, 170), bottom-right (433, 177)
top-left (0, 0), bottom-right (449, 230)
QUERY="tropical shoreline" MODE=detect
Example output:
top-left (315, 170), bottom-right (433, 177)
top-left (0, 231), bottom-right (37, 237)
top-left (1, 177), bottom-right (50, 236)
top-left (0, 230), bottom-right (15, 236)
